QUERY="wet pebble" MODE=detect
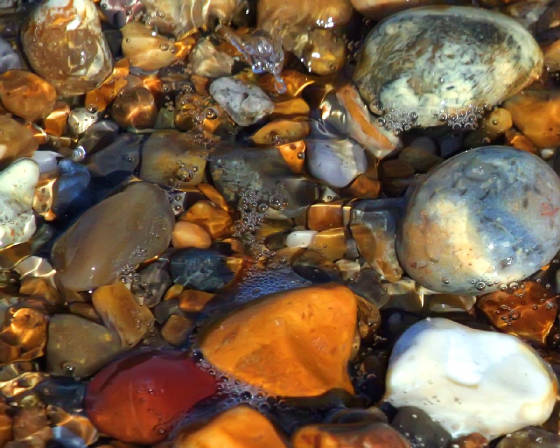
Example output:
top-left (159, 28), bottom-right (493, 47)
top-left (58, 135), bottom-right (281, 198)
top-left (51, 182), bottom-right (174, 291)
top-left (0, 115), bottom-right (38, 164)
top-left (385, 318), bottom-right (557, 440)
top-left (170, 248), bottom-right (234, 292)
top-left (85, 350), bottom-right (218, 444)
top-left (0, 159), bottom-right (39, 249)
top-left (392, 406), bottom-right (451, 448)
top-left (209, 77), bottom-right (275, 126)
top-left (200, 284), bottom-right (357, 397)
top-left (0, 38), bottom-right (21, 73)
top-left (21, 0), bottom-right (113, 96)
top-left (397, 146), bottom-right (560, 294)
top-left (495, 427), bottom-right (560, 447)
top-left (46, 314), bottom-right (122, 379)
top-left (353, 6), bottom-right (543, 128)
top-left (306, 139), bottom-right (368, 188)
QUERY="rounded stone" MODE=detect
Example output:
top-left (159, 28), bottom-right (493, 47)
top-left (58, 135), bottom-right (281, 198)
top-left (353, 6), bottom-right (543, 129)
top-left (397, 146), bottom-right (560, 294)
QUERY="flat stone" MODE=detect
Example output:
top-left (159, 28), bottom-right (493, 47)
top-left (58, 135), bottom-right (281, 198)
top-left (397, 146), bottom-right (560, 294)
top-left (306, 139), bottom-right (368, 188)
top-left (353, 7), bottom-right (543, 128)
top-left (51, 182), bottom-right (174, 291)
top-left (0, 159), bottom-right (39, 249)
top-left (210, 77), bottom-right (274, 126)
top-left (174, 405), bottom-right (288, 448)
top-left (200, 283), bottom-right (357, 397)
top-left (47, 314), bottom-right (122, 379)
top-left (385, 318), bottom-right (557, 440)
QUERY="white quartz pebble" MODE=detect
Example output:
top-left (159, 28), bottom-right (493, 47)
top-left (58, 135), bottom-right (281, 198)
top-left (0, 159), bottom-right (39, 249)
top-left (209, 77), bottom-right (274, 126)
top-left (386, 318), bottom-right (557, 440)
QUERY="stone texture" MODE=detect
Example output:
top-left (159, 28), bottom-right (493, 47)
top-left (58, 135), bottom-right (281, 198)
top-left (0, 116), bottom-right (38, 164)
top-left (51, 182), bottom-right (174, 291)
top-left (174, 406), bottom-right (288, 448)
top-left (353, 7), bottom-right (543, 128)
top-left (21, 0), bottom-right (113, 96)
top-left (210, 77), bottom-right (274, 126)
top-left (0, 159), bottom-right (39, 249)
top-left (386, 318), bottom-right (557, 440)
top-left (0, 70), bottom-right (56, 122)
top-left (306, 139), bottom-right (368, 188)
top-left (172, 221), bottom-right (212, 249)
top-left (200, 283), bottom-right (357, 397)
top-left (47, 314), bottom-right (121, 379)
top-left (170, 248), bottom-right (234, 292)
top-left (397, 146), bottom-right (560, 295)
top-left (85, 350), bottom-right (217, 444)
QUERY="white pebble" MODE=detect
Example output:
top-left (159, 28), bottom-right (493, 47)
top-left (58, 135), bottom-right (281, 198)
top-left (286, 230), bottom-right (317, 248)
top-left (386, 318), bottom-right (557, 440)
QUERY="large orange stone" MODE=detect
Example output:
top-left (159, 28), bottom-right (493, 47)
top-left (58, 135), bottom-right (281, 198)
top-left (173, 405), bottom-right (288, 448)
top-left (200, 283), bottom-right (357, 397)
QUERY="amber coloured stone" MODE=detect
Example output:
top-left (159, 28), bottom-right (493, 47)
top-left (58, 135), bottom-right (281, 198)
top-left (200, 283), bottom-right (357, 397)
top-left (0, 70), bottom-right (56, 122)
top-left (174, 405), bottom-right (288, 448)
top-left (477, 281), bottom-right (558, 344)
top-left (85, 350), bottom-right (218, 444)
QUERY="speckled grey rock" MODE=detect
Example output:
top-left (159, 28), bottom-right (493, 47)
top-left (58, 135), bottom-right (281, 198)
top-left (209, 77), bottom-right (274, 126)
top-left (306, 139), bottom-right (368, 188)
top-left (0, 159), bottom-right (39, 249)
top-left (397, 146), bottom-right (560, 295)
top-left (170, 248), bottom-right (234, 292)
top-left (353, 6), bottom-right (543, 129)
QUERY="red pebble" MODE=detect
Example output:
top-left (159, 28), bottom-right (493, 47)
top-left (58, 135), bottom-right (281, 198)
top-left (85, 350), bottom-right (217, 444)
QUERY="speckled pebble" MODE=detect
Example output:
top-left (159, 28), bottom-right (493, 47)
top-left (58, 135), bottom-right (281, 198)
top-left (397, 146), bottom-right (560, 294)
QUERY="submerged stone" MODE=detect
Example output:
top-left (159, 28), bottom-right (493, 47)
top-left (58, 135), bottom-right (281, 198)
top-left (21, 0), bottom-right (113, 96)
top-left (170, 248), bottom-right (234, 292)
top-left (174, 406), bottom-right (288, 448)
top-left (397, 146), bottom-right (560, 295)
top-left (85, 350), bottom-right (218, 444)
top-left (200, 283), bottom-right (357, 397)
top-left (353, 6), bottom-right (543, 129)
top-left (385, 318), bottom-right (557, 440)
top-left (51, 182), bottom-right (174, 291)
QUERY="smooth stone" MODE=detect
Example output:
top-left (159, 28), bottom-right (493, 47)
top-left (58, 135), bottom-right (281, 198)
top-left (21, 0), bottom-right (113, 96)
top-left (385, 318), bottom-right (557, 440)
top-left (286, 230), bottom-right (317, 248)
top-left (85, 350), bottom-right (218, 444)
top-left (141, 0), bottom-right (246, 37)
top-left (170, 248), bottom-right (234, 292)
top-left (200, 284), bottom-right (357, 397)
top-left (47, 314), bottom-right (122, 379)
top-left (209, 77), bottom-right (274, 126)
top-left (51, 182), bottom-right (174, 291)
top-left (496, 427), bottom-right (560, 447)
top-left (87, 133), bottom-right (141, 178)
top-left (52, 159), bottom-right (92, 218)
top-left (181, 200), bottom-right (232, 239)
top-left (293, 422), bottom-right (410, 448)
top-left (140, 131), bottom-right (207, 189)
top-left (392, 406), bottom-right (451, 448)
top-left (353, 6), bottom-right (543, 128)
top-left (0, 159), bottom-right (39, 249)
top-left (351, 0), bottom-right (431, 20)
top-left (92, 282), bottom-right (154, 348)
top-left (172, 221), bottom-right (212, 249)
top-left (0, 115), bottom-right (38, 164)
top-left (306, 139), bottom-right (368, 188)
top-left (174, 406), bottom-right (288, 448)
top-left (67, 107), bottom-right (98, 136)
top-left (209, 146), bottom-right (320, 217)
top-left (0, 38), bottom-right (22, 74)
top-left (504, 89), bottom-right (560, 149)
top-left (397, 146), bottom-right (560, 295)
top-left (0, 70), bottom-right (56, 122)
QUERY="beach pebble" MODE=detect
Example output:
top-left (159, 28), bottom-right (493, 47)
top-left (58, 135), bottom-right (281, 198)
top-left (385, 318), bottom-right (557, 440)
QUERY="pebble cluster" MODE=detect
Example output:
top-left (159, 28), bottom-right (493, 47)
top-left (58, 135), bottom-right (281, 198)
top-left (0, 0), bottom-right (559, 447)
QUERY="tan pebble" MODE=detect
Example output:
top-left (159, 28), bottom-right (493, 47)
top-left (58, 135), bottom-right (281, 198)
top-left (172, 221), bottom-right (212, 249)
